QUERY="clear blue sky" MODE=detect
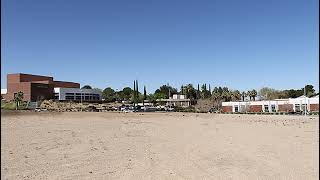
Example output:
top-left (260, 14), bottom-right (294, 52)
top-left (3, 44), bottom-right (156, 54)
top-left (1, 0), bottom-right (319, 93)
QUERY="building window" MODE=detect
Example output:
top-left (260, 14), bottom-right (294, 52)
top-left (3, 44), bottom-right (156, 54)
top-left (271, 105), bottom-right (276, 112)
top-left (234, 105), bottom-right (239, 112)
top-left (264, 105), bottom-right (269, 112)
top-left (66, 93), bottom-right (74, 95)
top-left (295, 104), bottom-right (300, 112)
top-left (301, 104), bottom-right (307, 112)
top-left (65, 96), bottom-right (75, 100)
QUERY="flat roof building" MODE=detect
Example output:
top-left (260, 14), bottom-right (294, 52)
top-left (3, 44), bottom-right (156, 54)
top-left (54, 88), bottom-right (101, 101)
top-left (222, 95), bottom-right (319, 113)
top-left (157, 94), bottom-right (191, 107)
top-left (3, 73), bottom-right (80, 102)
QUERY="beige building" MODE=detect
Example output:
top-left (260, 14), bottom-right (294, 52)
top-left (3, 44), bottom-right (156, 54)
top-left (157, 94), bottom-right (191, 107)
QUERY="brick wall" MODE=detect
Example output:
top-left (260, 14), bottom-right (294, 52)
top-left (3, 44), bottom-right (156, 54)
top-left (310, 104), bottom-right (319, 112)
top-left (19, 74), bottom-right (53, 82)
top-left (278, 104), bottom-right (294, 112)
top-left (53, 81), bottom-right (80, 88)
top-left (222, 106), bottom-right (232, 113)
top-left (249, 105), bottom-right (262, 112)
top-left (4, 82), bottom-right (32, 101)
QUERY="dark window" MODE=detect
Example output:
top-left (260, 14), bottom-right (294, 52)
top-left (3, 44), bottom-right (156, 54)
top-left (76, 93), bottom-right (81, 95)
top-left (295, 104), bottom-right (300, 111)
top-left (271, 105), bottom-right (276, 112)
top-left (66, 93), bottom-right (74, 95)
top-left (65, 96), bottom-right (74, 100)
top-left (234, 105), bottom-right (239, 112)
top-left (264, 105), bottom-right (269, 112)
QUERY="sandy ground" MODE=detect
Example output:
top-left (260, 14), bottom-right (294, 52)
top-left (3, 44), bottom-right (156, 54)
top-left (1, 112), bottom-right (319, 180)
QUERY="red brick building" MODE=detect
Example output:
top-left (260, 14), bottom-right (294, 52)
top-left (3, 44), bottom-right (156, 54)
top-left (3, 73), bottom-right (79, 102)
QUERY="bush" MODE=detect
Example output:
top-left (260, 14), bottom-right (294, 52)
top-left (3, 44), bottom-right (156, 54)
top-left (174, 106), bottom-right (196, 113)
top-left (1, 101), bottom-right (27, 110)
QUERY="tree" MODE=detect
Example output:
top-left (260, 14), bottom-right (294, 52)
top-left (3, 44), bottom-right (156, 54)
top-left (251, 89), bottom-right (257, 101)
top-left (143, 86), bottom-right (147, 101)
top-left (122, 87), bottom-right (133, 100)
top-left (81, 85), bottom-right (92, 89)
top-left (180, 85), bottom-right (184, 95)
top-left (93, 88), bottom-right (102, 93)
top-left (197, 84), bottom-right (200, 99)
top-left (258, 87), bottom-right (281, 100)
top-left (304, 85), bottom-right (315, 97)
top-left (247, 90), bottom-right (252, 100)
top-left (102, 87), bottom-right (116, 102)
top-left (154, 85), bottom-right (177, 99)
top-left (231, 90), bottom-right (241, 101)
top-left (241, 91), bottom-right (246, 101)
top-left (212, 91), bottom-right (220, 101)
top-left (14, 91), bottom-right (24, 110)
top-left (183, 84), bottom-right (197, 100)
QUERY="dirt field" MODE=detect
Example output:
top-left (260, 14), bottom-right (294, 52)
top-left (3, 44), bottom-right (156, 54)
top-left (1, 112), bottom-right (319, 179)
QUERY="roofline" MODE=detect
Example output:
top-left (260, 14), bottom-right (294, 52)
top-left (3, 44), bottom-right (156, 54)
top-left (8, 73), bottom-right (53, 78)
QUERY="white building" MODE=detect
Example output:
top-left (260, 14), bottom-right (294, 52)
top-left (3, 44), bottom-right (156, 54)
top-left (54, 88), bottom-right (101, 101)
top-left (157, 94), bottom-right (191, 107)
top-left (222, 95), bottom-right (319, 113)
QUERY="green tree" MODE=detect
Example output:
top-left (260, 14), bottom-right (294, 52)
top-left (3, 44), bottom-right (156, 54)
top-left (183, 84), bottom-right (197, 100)
top-left (241, 91), bottom-right (246, 101)
top-left (212, 91), bottom-right (221, 101)
top-left (258, 87), bottom-right (281, 100)
top-left (14, 91), bottom-right (24, 110)
top-left (247, 90), bottom-right (252, 100)
top-left (121, 87), bottom-right (133, 100)
top-left (251, 89), bottom-right (257, 101)
top-left (143, 86), bottom-right (147, 101)
top-left (304, 85), bottom-right (315, 97)
top-left (154, 85), bottom-right (177, 99)
top-left (231, 90), bottom-right (241, 101)
top-left (81, 85), bottom-right (92, 89)
top-left (180, 85), bottom-right (184, 95)
top-left (102, 87), bottom-right (116, 102)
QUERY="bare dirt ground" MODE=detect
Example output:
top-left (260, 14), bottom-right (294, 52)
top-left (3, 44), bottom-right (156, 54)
top-left (1, 112), bottom-right (319, 180)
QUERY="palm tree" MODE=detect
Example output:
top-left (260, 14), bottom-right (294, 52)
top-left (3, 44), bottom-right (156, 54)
top-left (241, 91), bottom-right (246, 101)
top-left (251, 89), bottom-right (257, 101)
top-left (222, 90), bottom-right (230, 101)
top-left (247, 90), bottom-right (252, 101)
top-left (212, 91), bottom-right (220, 101)
top-left (232, 90), bottom-right (241, 101)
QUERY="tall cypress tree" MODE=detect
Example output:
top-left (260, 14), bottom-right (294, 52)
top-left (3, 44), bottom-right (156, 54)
top-left (133, 80), bottom-right (136, 108)
top-left (136, 80), bottom-right (139, 102)
top-left (143, 86), bottom-right (147, 100)
top-left (181, 85), bottom-right (184, 95)
top-left (197, 84), bottom-right (200, 99)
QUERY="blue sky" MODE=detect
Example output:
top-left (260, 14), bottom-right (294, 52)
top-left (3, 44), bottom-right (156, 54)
top-left (1, 0), bottom-right (319, 93)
